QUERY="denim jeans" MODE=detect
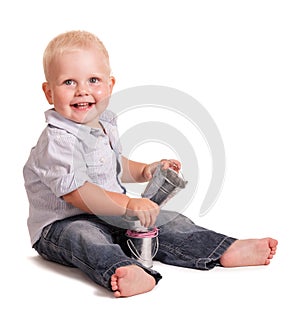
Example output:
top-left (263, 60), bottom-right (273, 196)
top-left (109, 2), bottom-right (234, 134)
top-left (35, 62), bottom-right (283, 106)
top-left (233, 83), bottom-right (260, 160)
top-left (33, 211), bottom-right (236, 291)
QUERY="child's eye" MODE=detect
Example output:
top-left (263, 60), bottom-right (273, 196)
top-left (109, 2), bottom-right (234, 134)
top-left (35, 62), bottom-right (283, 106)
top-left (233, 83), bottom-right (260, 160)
top-left (89, 77), bottom-right (100, 84)
top-left (64, 79), bottom-right (75, 86)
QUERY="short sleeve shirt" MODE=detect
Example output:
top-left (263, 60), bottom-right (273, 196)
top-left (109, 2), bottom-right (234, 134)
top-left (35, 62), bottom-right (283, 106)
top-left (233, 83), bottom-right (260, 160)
top-left (23, 109), bottom-right (125, 245)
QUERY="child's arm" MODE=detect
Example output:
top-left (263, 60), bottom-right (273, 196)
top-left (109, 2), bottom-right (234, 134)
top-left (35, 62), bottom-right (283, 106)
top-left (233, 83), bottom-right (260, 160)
top-left (121, 156), bottom-right (181, 183)
top-left (63, 182), bottom-right (129, 216)
top-left (63, 181), bottom-right (159, 227)
top-left (121, 157), bottom-right (155, 183)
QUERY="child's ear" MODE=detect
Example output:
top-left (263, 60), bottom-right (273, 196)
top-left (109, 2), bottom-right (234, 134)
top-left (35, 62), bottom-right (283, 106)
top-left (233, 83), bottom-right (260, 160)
top-left (109, 76), bottom-right (116, 94)
top-left (42, 82), bottom-right (54, 104)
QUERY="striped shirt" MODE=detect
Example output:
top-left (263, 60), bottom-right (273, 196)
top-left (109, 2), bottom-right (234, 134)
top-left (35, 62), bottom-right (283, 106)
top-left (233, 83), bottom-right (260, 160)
top-left (23, 109), bottom-right (125, 245)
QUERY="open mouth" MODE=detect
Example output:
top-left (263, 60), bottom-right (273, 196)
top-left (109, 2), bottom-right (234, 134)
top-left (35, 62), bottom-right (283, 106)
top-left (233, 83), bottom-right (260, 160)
top-left (71, 102), bottom-right (94, 110)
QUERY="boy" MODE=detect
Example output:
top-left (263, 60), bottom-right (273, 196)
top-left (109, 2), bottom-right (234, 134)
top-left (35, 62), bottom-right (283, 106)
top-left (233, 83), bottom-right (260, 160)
top-left (23, 30), bottom-right (277, 298)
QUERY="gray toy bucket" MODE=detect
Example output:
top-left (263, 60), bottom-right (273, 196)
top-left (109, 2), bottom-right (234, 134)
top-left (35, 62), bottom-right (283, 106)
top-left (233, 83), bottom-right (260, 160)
top-left (142, 165), bottom-right (188, 207)
top-left (126, 228), bottom-right (159, 268)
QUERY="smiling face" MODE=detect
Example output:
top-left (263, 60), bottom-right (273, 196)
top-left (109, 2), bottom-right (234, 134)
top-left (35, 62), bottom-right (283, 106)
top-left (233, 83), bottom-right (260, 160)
top-left (42, 47), bottom-right (115, 128)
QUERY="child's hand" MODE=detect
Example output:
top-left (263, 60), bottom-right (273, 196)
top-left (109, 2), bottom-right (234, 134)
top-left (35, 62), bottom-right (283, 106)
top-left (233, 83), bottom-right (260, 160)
top-left (125, 198), bottom-right (160, 228)
top-left (160, 159), bottom-right (181, 172)
top-left (142, 159), bottom-right (181, 181)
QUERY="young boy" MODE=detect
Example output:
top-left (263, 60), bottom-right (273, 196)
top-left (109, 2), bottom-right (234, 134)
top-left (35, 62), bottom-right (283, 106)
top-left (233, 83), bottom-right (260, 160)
top-left (23, 30), bottom-right (278, 298)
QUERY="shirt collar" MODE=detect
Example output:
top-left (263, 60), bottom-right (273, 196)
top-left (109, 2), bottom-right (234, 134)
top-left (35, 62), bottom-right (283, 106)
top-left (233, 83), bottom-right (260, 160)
top-left (45, 109), bottom-right (104, 141)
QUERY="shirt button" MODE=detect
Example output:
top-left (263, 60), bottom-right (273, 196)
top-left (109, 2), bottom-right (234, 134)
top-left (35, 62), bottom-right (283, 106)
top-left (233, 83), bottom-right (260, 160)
top-left (100, 157), bottom-right (105, 163)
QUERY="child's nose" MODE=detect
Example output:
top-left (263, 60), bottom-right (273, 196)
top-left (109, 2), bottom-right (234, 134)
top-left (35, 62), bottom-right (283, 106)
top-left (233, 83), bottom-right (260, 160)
top-left (76, 83), bottom-right (90, 96)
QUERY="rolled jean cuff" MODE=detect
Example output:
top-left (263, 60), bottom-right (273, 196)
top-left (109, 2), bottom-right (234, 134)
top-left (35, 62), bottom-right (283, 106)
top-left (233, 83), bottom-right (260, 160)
top-left (143, 267), bottom-right (163, 284)
top-left (205, 236), bottom-right (237, 268)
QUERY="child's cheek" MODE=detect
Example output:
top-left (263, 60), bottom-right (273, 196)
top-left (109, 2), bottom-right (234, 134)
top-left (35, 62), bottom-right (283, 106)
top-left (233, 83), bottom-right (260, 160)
top-left (95, 86), bottom-right (111, 101)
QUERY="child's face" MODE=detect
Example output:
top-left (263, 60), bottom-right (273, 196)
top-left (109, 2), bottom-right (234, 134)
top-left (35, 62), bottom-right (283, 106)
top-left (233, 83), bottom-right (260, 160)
top-left (42, 47), bottom-right (115, 128)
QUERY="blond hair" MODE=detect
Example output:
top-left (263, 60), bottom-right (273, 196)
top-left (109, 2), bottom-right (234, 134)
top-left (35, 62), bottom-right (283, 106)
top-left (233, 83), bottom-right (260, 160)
top-left (43, 30), bottom-right (111, 81)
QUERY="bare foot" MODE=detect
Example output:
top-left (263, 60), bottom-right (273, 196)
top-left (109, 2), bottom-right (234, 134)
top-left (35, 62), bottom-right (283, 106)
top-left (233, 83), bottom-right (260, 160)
top-left (220, 238), bottom-right (278, 267)
top-left (111, 265), bottom-right (156, 298)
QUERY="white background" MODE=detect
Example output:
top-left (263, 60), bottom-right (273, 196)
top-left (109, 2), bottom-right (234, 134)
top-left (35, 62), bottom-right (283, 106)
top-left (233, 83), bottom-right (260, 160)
top-left (1, 0), bottom-right (299, 313)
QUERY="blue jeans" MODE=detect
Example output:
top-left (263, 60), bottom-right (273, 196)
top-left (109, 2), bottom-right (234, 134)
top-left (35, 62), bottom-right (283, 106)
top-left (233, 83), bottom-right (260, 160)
top-left (33, 211), bottom-right (236, 291)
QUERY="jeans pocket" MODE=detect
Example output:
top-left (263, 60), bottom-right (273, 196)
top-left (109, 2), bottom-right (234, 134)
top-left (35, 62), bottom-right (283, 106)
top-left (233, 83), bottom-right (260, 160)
top-left (36, 224), bottom-right (60, 263)
top-left (41, 224), bottom-right (52, 239)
